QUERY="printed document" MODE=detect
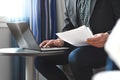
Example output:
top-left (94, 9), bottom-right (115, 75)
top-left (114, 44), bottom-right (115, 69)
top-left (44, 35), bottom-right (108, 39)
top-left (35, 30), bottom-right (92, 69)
top-left (56, 25), bottom-right (93, 46)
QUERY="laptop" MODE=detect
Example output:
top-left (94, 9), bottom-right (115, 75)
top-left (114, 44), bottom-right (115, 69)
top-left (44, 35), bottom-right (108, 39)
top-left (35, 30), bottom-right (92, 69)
top-left (7, 22), bottom-right (69, 52)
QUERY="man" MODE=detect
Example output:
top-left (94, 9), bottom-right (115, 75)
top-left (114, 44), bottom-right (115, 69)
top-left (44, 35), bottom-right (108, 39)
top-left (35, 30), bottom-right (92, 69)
top-left (35, 0), bottom-right (120, 80)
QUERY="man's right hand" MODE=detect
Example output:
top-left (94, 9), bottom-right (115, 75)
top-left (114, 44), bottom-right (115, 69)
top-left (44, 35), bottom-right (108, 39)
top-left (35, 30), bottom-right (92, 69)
top-left (39, 39), bottom-right (64, 48)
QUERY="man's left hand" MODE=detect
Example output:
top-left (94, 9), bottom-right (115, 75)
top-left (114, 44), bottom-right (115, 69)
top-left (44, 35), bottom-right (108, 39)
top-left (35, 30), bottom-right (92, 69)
top-left (86, 32), bottom-right (109, 48)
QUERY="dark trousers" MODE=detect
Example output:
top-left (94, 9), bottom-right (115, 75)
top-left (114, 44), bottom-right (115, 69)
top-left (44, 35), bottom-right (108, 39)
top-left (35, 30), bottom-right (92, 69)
top-left (34, 46), bottom-right (107, 80)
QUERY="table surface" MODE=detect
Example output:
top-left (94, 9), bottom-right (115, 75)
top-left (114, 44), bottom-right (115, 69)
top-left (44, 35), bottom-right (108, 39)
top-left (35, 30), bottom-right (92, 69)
top-left (0, 48), bottom-right (66, 56)
top-left (0, 48), bottom-right (67, 80)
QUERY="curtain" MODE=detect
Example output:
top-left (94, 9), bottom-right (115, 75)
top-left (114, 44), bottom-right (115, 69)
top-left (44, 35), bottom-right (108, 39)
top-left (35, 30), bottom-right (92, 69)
top-left (30, 0), bottom-right (57, 44)
top-left (0, 0), bottom-right (57, 79)
top-left (9, 0), bottom-right (30, 80)
top-left (30, 1), bottom-right (57, 79)
top-left (10, 0), bottom-right (57, 80)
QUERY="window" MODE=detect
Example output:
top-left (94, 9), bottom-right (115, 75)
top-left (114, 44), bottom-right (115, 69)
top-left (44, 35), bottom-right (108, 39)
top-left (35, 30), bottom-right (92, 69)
top-left (0, 0), bottom-right (29, 22)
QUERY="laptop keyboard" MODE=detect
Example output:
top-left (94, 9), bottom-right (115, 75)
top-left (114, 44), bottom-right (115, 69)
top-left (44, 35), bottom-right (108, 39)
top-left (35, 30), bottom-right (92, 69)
top-left (41, 47), bottom-right (69, 51)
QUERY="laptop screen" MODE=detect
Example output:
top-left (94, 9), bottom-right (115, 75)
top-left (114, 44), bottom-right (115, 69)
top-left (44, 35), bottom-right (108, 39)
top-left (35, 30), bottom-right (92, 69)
top-left (7, 22), bottom-right (40, 50)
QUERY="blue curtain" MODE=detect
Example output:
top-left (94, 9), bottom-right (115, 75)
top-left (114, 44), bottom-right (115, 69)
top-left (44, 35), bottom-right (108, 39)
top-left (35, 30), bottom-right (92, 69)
top-left (11, 0), bottom-right (57, 80)
top-left (10, 0), bottom-right (30, 80)
top-left (31, 0), bottom-right (57, 44)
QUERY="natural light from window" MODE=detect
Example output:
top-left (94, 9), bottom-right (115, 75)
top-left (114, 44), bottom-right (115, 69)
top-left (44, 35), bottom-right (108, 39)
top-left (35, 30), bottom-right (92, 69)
top-left (0, 0), bottom-right (24, 17)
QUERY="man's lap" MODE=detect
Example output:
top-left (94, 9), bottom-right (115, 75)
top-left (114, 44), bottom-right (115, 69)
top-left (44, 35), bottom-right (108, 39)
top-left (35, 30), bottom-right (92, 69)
top-left (68, 46), bottom-right (107, 68)
top-left (35, 46), bottom-right (107, 67)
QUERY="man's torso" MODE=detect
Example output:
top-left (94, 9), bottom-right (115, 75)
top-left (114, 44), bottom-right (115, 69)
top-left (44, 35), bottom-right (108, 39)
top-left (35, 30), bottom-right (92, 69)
top-left (65, 0), bottom-right (118, 34)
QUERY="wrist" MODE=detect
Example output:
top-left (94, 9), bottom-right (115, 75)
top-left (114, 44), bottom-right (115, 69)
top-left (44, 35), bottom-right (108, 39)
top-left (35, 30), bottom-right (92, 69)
top-left (54, 39), bottom-right (64, 47)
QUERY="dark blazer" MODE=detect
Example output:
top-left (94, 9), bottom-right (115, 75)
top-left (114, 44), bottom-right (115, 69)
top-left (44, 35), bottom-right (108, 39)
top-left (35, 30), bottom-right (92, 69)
top-left (63, 0), bottom-right (120, 34)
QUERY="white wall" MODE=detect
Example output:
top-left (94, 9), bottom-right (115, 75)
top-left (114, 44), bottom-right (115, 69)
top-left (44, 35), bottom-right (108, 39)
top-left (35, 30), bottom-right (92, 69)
top-left (0, 23), bottom-right (11, 47)
top-left (0, 23), bottom-right (12, 80)
top-left (56, 0), bottom-right (65, 32)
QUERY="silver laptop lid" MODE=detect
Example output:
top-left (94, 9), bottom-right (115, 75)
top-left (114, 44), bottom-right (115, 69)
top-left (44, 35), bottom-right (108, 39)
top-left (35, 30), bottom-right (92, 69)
top-left (7, 22), bottom-right (40, 50)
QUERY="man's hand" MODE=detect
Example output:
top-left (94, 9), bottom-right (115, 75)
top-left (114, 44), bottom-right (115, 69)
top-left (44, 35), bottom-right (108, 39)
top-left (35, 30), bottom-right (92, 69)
top-left (86, 32), bottom-right (109, 48)
top-left (39, 39), bottom-right (64, 48)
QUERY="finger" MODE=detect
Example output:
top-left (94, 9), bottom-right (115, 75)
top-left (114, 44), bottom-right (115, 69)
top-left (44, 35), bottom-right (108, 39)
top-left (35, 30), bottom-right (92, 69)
top-left (39, 40), bottom-right (48, 47)
top-left (89, 33), bottom-right (104, 40)
top-left (39, 42), bottom-right (46, 47)
top-left (88, 41), bottom-right (104, 48)
top-left (93, 44), bottom-right (104, 48)
top-left (87, 39), bottom-right (103, 45)
top-left (43, 40), bottom-right (53, 48)
top-left (87, 36), bottom-right (102, 42)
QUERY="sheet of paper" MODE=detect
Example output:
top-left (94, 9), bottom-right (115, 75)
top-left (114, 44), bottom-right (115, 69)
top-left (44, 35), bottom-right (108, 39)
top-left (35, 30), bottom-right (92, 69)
top-left (105, 19), bottom-right (120, 69)
top-left (56, 25), bottom-right (93, 46)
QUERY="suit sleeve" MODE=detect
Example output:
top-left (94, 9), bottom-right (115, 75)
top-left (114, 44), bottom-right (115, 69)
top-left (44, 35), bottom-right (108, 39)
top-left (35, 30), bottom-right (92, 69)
top-left (107, 0), bottom-right (120, 34)
top-left (112, 0), bottom-right (120, 20)
top-left (62, 0), bottom-right (74, 32)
